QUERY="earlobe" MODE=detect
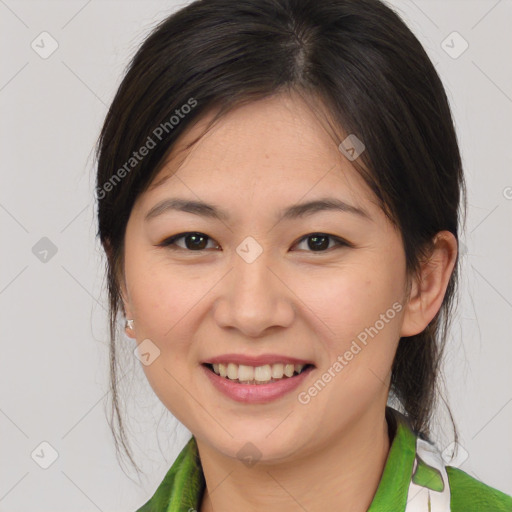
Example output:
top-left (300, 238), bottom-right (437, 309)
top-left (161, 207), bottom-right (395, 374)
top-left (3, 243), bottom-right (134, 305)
top-left (123, 300), bottom-right (136, 339)
top-left (104, 237), bottom-right (136, 338)
top-left (399, 231), bottom-right (458, 338)
top-left (122, 309), bottom-right (136, 339)
top-left (124, 318), bottom-right (136, 339)
top-left (118, 274), bottom-right (136, 339)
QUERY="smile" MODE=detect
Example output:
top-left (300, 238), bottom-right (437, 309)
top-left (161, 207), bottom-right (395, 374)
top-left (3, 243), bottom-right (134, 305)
top-left (201, 360), bottom-right (315, 403)
top-left (204, 362), bottom-right (312, 384)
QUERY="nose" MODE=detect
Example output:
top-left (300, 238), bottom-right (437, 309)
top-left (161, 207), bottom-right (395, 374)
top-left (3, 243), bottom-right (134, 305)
top-left (213, 242), bottom-right (295, 338)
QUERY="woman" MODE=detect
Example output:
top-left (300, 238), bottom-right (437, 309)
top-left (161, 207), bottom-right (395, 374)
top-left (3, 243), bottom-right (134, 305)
top-left (95, 0), bottom-right (512, 510)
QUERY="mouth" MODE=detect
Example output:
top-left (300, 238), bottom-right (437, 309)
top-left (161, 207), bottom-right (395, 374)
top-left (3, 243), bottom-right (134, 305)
top-left (202, 362), bottom-right (315, 385)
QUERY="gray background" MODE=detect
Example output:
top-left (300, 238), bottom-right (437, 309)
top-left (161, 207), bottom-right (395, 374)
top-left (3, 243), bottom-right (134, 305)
top-left (1, 0), bottom-right (511, 510)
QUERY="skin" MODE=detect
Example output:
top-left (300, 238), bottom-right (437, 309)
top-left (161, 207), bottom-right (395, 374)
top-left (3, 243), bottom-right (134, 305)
top-left (119, 91), bottom-right (457, 512)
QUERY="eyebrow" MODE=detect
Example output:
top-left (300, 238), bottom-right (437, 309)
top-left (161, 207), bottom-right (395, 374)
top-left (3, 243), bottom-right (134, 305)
top-left (144, 197), bottom-right (371, 224)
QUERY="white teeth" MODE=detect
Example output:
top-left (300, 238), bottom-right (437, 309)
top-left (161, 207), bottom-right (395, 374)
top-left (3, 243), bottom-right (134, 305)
top-left (227, 363), bottom-right (238, 380)
top-left (238, 364), bottom-right (254, 381)
top-left (254, 365), bottom-right (271, 382)
top-left (209, 362), bottom-right (308, 383)
top-left (271, 363), bottom-right (284, 379)
top-left (284, 364), bottom-right (294, 377)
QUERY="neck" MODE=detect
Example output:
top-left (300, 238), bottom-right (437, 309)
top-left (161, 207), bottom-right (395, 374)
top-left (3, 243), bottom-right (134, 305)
top-left (197, 407), bottom-right (392, 512)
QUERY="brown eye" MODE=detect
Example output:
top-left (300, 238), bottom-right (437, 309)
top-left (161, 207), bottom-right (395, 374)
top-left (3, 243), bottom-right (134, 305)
top-left (159, 232), bottom-right (219, 251)
top-left (293, 233), bottom-right (350, 252)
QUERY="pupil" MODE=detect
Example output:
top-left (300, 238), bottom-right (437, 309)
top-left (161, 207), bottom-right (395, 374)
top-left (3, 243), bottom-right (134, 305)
top-left (186, 233), bottom-right (207, 250)
top-left (309, 235), bottom-right (329, 251)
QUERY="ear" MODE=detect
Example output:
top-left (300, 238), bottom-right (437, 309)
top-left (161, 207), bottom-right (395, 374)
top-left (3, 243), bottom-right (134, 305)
top-left (104, 237), bottom-right (136, 339)
top-left (400, 231), bottom-right (458, 337)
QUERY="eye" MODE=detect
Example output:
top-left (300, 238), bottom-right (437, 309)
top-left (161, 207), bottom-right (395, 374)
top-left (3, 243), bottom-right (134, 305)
top-left (292, 233), bottom-right (351, 252)
top-left (158, 232), bottom-right (351, 253)
top-left (158, 232), bottom-right (220, 251)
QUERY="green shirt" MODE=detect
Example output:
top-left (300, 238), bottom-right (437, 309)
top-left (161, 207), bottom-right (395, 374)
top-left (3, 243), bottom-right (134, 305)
top-left (135, 408), bottom-right (512, 511)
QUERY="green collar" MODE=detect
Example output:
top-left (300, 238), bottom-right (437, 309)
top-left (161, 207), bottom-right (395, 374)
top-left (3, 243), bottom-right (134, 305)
top-left (367, 407), bottom-right (418, 511)
top-left (135, 408), bottom-right (440, 512)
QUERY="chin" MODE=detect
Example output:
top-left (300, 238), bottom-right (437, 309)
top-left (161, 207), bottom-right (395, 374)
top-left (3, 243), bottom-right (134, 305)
top-left (199, 419), bottom-right (314, 466)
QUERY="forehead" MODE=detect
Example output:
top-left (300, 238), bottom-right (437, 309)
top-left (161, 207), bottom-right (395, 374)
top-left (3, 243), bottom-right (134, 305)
top-left (135, 93), bottom-right (380, 220)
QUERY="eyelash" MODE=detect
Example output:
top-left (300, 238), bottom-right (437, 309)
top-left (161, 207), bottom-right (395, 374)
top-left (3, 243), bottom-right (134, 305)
top-left (157, 232), bottom-right (352, 253)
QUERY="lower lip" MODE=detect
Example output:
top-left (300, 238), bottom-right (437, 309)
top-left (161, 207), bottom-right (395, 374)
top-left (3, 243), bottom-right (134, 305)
top-left (202, 364), bottom-right (314, 404)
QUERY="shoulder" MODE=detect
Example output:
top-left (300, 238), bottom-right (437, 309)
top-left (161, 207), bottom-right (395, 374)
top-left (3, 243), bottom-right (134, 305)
top-left (446, 465), bottom-right (512, 512)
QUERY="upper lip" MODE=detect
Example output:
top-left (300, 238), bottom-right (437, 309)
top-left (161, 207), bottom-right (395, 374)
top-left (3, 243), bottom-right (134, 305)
top-left (203, 353), bottom-right (315, 366)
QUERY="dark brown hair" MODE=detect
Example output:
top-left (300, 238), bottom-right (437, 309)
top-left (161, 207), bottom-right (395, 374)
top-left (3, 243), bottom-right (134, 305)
top-left (95, 0), bottom-right (466, 473)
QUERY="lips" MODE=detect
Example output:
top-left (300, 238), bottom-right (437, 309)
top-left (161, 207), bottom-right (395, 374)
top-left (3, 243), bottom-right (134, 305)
top-left (202, 362), bottom-right (315, 403)
top-left (201, 353), bottom-right (315, 386)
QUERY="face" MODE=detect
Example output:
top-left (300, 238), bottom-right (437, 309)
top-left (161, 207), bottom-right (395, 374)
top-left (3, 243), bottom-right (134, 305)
top-left (120, 92), bottom-right (411, 463)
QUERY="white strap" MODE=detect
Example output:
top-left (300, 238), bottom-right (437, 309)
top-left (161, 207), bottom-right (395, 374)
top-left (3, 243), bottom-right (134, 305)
top-left (404, 437), bottom-right (451, 512)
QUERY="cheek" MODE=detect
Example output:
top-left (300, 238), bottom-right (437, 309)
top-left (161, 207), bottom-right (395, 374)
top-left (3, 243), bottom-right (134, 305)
top-left (299, 259), bottom-right (404, 342)
top-left (126, 250), bottom-right (197, 341)
top-left (301, 267), bottom-right (403, 404)
top-left (125, 251), bottom-right (216, 390)
top-left (298, 258), bottom-right (405, 400)
top-left (126, 258), bottom-right (199, 418)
